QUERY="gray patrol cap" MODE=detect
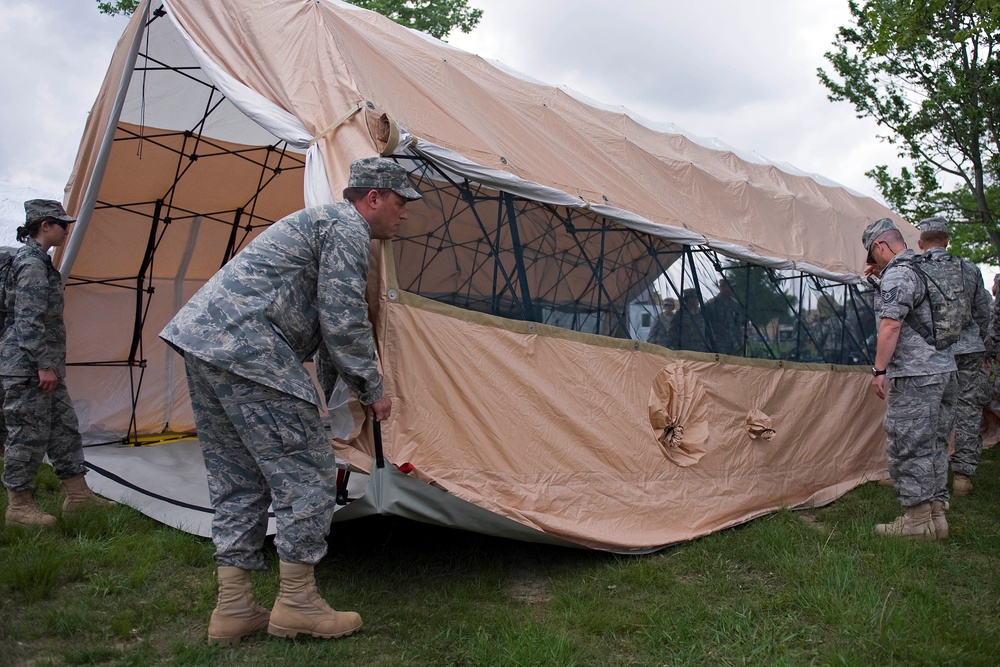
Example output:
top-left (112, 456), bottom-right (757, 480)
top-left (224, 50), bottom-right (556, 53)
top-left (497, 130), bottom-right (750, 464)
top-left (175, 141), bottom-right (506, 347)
top-left (916, 216), bottom-right (949, 234)
top-left (25, 199), bottom-right (75, 224)
top-left (348, 157), bottom-right (422, 200)
top-left (862, 217), bottom-right (897, 260)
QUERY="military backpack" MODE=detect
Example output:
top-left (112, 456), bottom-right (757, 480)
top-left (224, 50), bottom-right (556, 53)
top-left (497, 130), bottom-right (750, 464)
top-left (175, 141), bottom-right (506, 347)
top-left (0, 247), bottom-right (17, 335)
top-left (896, 252), bottom-right (969, 350)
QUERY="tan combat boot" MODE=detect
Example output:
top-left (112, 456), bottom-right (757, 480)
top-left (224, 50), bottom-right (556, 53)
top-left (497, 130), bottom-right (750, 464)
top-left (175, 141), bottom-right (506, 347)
top-left (874, 502), bottom-right (935, 540)
top-left (930, 500), bottom-right (948, 540)
top-left (61, 474), bottom-right (117, 513)
top-left (952, 474), bottom-right (972, 497)
top-left (5, 489), bottom-right (57, 526)
top-left (268, 561), bottom-right (362, 639)
top-left (207, 567), bottom-right (271, 644)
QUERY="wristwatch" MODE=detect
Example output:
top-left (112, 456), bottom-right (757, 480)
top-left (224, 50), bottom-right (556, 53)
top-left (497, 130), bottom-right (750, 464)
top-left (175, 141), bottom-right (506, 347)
top-left (872, 367), bottom-right (887, 376)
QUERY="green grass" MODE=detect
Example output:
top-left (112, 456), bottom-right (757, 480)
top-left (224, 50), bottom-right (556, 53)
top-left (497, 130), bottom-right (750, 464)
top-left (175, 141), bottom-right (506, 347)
top-left (2, 450), bottom-right (1000, 667)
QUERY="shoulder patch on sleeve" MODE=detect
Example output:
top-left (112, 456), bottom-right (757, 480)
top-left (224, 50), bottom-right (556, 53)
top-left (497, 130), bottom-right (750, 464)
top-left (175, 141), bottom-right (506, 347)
top-left (882, 285), bottom-right (899, 304)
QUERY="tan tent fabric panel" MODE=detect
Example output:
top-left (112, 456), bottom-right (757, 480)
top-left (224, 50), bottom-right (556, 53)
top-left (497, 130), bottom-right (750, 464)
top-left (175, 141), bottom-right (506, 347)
top-left (67, 124), bottom-right (305, 280)
top-left (148, 0), bottom-right (907, 275)
top-left (336, 297), bottom-right (886, 550)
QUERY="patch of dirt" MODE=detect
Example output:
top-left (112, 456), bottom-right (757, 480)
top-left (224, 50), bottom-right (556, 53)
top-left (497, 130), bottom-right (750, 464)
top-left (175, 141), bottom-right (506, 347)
top-left (797, 512), bottom-right (825, 531)
top-left (505, 571), bottom-right (552, 605)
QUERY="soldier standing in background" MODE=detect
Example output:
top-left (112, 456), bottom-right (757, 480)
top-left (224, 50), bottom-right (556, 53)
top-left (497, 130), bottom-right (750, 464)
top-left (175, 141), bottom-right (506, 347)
top-left (647, 297), bottom-right (674, 347)
top-left (917, 217), bottom-right (991, 497)
top-left (863, 217), bottom-right (956, 540)
top-left (2, 200), bottom-right (115, 527)
top-left (161, 157), bottom-right (421, 644)
top-left (667, 289), bottom-right (708, 352)
top-left (988, 274), bottom-right (1000, 414)
top-left (814, 294), bottom-right (846, 364)
top-left (704, 280), bottom-right (746, 356)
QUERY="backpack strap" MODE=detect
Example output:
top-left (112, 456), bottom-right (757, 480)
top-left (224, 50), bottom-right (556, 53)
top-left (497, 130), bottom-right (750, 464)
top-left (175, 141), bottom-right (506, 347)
top-left (0, 256), bottom-right (13, 335)
top-left (884, 254), bottom-right (935, 346)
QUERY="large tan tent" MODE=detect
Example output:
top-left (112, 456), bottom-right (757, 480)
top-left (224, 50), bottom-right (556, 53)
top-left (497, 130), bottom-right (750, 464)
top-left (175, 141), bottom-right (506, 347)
top-left (60, 0), bottom-right (904, 552)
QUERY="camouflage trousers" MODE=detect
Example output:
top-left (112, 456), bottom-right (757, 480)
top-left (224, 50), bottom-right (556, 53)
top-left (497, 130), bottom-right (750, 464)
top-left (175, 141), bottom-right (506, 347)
top-left (884, 371), bottom-right (956, 507)
top-left (951, 353), bottom-right (989, 478)
top-left (184, 355), bottom-right (338, 570)
top-left (0, 384), bottom-right (5, 455)
top-left (1, 375), bottom-right (86, 491)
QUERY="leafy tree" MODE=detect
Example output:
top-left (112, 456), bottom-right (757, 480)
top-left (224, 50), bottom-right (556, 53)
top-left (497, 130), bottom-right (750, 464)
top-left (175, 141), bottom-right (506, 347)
top-left (711, 261), bottom-right (802, 359)
top-left (97, 0), bottom-right (482, 40)
top-left (96, 0), bottom-right (136, 14)
top-left (722, 262), bottom-right (797, 329)
top-left (817, 0), bottom-right (1000, 262)
top-left (347, 0), bottom-right (481, 39)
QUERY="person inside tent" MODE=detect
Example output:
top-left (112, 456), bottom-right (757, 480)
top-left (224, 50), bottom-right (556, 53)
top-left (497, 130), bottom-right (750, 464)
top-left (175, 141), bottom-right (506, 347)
top-left (1, 199), bottom-right (116, 527)
top-left (813, 294), bottom-right (846, 364)
top-left (666, 289), bottom-right (708, 352)
top-left (704, 279), bottom-right (746, 356)
top-left (863, 217), bottom-right (956, 541)
top-left (160, 157), bottom-right (421, 644)
top-left (647, 297), bottom-right (675, 347)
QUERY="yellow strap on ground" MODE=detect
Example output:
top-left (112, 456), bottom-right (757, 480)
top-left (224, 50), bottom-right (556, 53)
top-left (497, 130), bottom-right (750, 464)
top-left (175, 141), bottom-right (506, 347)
top-left (129, 433), bottom-right (198, 446)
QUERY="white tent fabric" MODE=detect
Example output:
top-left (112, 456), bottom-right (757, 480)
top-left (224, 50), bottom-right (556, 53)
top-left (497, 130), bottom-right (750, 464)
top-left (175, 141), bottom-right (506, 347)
top-left (84, 438), bottom-right (578, 549)
top-left (162, 0), bottom-right (337, 209)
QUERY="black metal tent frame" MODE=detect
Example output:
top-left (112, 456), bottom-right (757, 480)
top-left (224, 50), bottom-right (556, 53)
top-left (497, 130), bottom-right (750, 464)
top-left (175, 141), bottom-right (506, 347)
top-left (69, 6), bottom-right (876, 446)
top-left (394, 160), bottom-right (877, 362)
top-left (70, 7), bottom-right (307, 445)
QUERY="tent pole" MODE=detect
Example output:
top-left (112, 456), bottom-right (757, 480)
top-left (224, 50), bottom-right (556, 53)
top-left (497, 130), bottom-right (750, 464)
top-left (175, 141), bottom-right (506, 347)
top-left (220, 207), bottom-right (244, 268)
top-left (502, 192), bottom-right (536, 322)
top-left (127, 199), bottom-right (162, 365)
top-left (735, 262), bottom-right (778, 359)
top-left (453, 185), bottom-right (521, 317)
top-left (596, 218), bottom-right (607, 333)
top-left (547, 205), bottom-right (635, 337)
top-left (59, 0), bottom-right (152, 281)
top-left (490, 192), bottom-right (502, 315)
top-left (761, 267), bottom-right (823, 359)
top-left (796, 274), bottom-right (804, 361)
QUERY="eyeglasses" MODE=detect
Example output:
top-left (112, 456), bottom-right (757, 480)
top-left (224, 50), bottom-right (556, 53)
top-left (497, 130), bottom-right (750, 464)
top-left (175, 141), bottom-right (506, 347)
top-left (866, 240), bottom-right (883, 263)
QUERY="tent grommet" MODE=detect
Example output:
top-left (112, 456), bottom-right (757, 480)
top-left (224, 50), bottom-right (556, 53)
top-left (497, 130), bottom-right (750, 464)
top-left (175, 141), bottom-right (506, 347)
top-left (387, 289), bottom-right (398, 301)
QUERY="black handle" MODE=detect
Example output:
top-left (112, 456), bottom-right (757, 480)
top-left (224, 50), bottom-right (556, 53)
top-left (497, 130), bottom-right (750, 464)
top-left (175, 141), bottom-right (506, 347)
top-left (373, 418), bottom-right (385, 469)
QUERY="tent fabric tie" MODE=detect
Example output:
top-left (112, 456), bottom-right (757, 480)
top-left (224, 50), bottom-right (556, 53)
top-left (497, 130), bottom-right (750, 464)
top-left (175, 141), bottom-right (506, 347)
top-left (309, 101), bottom-right (364, 146)
top-left (745, 409), bottom-right (776, 441)
top-left (648, 363), bottom-right (711, 467)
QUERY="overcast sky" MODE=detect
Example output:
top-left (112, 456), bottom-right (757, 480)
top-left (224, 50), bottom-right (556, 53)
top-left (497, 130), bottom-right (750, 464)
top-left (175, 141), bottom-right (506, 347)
top-left (1, 0), bottom-right (903, 202)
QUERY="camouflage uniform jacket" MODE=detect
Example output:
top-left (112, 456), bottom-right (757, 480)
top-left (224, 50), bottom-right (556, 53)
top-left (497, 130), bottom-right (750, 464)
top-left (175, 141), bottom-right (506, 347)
top-left (160, 203), bottom-right (384, 406)
top-left (704, 295), bottom-right (744, 355)
top-left (876, 249), bottom-right (956, 378)
top-left (647, 312), bottom-right (672, 347)
top-left (814, 315), bottom-right (846, 362)
top-left (0, 238), bottom-right (67, 377)
top-left (989, 281), bottom-right (1000, 357)
top-left (923, 247), bottom-right (989, 356)
top-left (666, 307), bottom-right (708, 352)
